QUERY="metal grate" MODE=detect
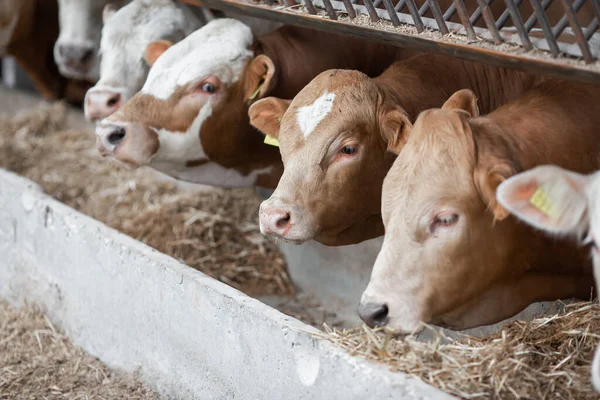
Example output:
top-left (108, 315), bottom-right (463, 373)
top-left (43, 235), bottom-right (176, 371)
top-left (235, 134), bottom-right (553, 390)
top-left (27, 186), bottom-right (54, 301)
top-left (180, 0), bottom-right (600, 83)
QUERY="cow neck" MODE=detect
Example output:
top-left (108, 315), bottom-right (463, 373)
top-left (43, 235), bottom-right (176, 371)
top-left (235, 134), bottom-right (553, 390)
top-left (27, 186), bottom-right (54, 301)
top-left (373, 54), bottom-right (540, 121)
top-left (254, 26), bottom-right (405, 100)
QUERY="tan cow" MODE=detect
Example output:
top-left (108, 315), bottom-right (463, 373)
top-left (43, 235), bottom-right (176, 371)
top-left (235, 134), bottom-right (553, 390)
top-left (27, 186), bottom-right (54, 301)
top-left (1, 0), bottom-right (90, 102)
top-left (358, 83), bottom-right (599, 333)
top-left (95, 18), bottom-right (409, 189)
top-left (251, 54), bottom-right (541, 246)
top-left (497, 165), bottom-right (600, 392)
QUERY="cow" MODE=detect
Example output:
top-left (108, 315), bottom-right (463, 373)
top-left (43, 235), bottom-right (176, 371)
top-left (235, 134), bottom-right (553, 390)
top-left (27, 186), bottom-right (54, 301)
top-left (1, 0), bottom-right (91, 102)
top-left (84, 0), bottom-right (208, 122)
top-left (94, 18), bottom-right (410, 189)
top-left (357, 82), bottom-right (600, 336)
top-left (250, 54), bottom-right (541, 246)
top-left (497, 165), bottom-right (600, 392)
top-left (54, 0), bottom-right (130, 82)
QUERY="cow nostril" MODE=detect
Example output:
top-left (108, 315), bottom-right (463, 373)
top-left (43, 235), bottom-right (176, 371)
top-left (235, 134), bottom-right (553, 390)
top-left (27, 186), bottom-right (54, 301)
top-left (372, 304), bottom-right (389, 326)
top-left (58, 44), bottom-right (66, 58)
top-left (107, 128), bottom-right (126, 146)
top-left (106, 93), bottom-right (121, 108)
top-left (276, 213), bottom-right (291, 229)
top-left (80, 49), bottom-right (94, 64)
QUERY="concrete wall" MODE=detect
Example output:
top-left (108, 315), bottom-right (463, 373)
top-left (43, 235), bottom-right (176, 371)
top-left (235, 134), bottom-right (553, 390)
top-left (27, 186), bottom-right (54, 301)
top-left (0, 169), bottom-right (453, 400)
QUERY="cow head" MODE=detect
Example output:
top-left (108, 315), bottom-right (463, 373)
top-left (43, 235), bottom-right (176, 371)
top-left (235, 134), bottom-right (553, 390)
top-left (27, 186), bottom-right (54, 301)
top-left (95, 18), bottom-right (282, 188)
top-left (85, 0), bottom-right (204, 122)
top-left (54, 0), bottom-right (125, 81)
top-left (251, 69), bottom-right (404, 246)
top-left (498, 165), bottom-right (600, 392)
top-left (359, 90), bottom-right (525, 333)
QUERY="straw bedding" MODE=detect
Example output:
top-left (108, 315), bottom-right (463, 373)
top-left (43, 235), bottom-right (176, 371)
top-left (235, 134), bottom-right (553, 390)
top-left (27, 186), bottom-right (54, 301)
top-left (0, 299), bottom-right (160, 399)
top-left (0, 101), bottom-right (293, 298)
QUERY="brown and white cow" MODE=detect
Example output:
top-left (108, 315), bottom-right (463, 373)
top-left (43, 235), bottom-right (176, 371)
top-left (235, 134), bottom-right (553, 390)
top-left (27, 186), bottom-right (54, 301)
top-left (84, 0), bottom-right (208, 121)
top-left (498, 166), bottom-right (600, 392)
top-left (1, 0), bottom-right (91, 102)
top-left (251, 54), bottom-right (541, 246)
top-left (358, 83), bottom-right (600, 334)
top-left (95, 18), bottom-right (408, 189)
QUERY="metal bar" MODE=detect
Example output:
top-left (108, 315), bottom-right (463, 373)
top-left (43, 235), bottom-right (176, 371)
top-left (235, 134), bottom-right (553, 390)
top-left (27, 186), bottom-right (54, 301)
top-left (584, 18), bottom-right (599, 41)
top-left (362, 0), bottom-right (380, 21)
top-left (443, 3), bottom-right (457, 21)
top-left (394, 0), bottom-right (406, 11)
top-left (405, 0), bottom-right (426, 32)
top-left (429, 0), bottom-right (450, 34)
top-left (560, 0), bottom-right (593, 62)
top-left (418, 2), bottom-right (431, 16)
top-left (503, 0), bottom-right (533, 49)
top-left (340, 0), bottom-right (357, 18)
top-left (321, 0), bottom-right (338, 19)
top-left (453, 0), bottom-right (477, 39)
top-left (552, 0), bottom-right (586, 37)
top-left (496, 0), bottom-right (522, 28)
top-left (524, 0), bottom-right (551, 32)
top-left (470, 0), bottom-right (493, 26)
top-left (529, 0), bottom-right (560, 56)
top-left (593, 0), bottom-right (600, 22)
top-left (383, 0), bottom-right (402, 25)
top-left (476, 0), bottom-right (502, 44)
top-left (303, 0), bottom-right (318, 14)
top-left (373, 0), bottom-right (383, 7)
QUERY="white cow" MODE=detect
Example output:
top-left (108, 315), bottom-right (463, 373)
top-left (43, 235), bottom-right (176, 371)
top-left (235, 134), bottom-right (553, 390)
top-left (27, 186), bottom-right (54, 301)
top-left (54, 0), bottom-right (130, 82)
top-left (497, 165), bottom-right (600, 392)
top-left (84, 0), bottom-right (208, 122)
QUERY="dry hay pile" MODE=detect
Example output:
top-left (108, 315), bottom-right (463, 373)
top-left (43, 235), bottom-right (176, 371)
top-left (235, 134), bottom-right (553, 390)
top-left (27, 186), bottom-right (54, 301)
top-left (0, 101), bottom-right (292, 298)
top-left (325, 301), bottom-right (600, 399)
top-left (0, 299), bottom-right (160, 399)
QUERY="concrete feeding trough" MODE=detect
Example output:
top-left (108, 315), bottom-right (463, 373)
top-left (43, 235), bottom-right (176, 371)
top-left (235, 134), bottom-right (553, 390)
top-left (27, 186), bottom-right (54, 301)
top-left (0, 169), bottom-right (453, 399)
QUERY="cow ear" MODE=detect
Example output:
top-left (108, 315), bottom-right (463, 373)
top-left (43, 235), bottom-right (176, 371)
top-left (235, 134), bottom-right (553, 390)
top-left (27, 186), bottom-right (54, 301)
top-left (244, 55), bottom-right (277, 102)
top-left (249, 97), bottom-right (291, 139)
top-left (474, 158), bottom-right (517, 221)
top-left (497, 166), bottom-right (589, 235)
top-left (379, 108), bottom-right (412, 154)
top-left (442, 89), bottom-right (479, 118)
top-left (103, 2), bottom-right (122, 23)
top-left (144, 40), bottom-right (173, 67)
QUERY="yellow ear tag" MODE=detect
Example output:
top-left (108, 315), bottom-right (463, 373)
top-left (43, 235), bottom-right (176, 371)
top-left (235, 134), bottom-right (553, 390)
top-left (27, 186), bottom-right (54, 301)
top-left (529, 187), bottom-right (554, 216)
top-left (264, 135), bottom-right (279, 147)
top-left (248, 75), bottom-right (266, 101)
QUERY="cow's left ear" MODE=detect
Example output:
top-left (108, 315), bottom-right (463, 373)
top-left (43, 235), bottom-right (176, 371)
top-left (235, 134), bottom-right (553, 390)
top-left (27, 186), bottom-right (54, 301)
top-left (249, 97), bottom-right (291, 139)
top-left (144, 40), bottom-right (173, 67)
top-left (244, 55), bottom-right (277, 102)
top-left (442, 89), bottom-right (480, 118)
top-left (497, 165), bottom-right (589, 234)
top-left (379, 108), bottom-right (412, 154)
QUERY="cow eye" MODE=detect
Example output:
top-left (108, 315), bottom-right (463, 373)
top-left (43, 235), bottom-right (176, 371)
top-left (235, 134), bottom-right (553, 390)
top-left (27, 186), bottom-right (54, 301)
top-left (341, 145), bottom-right (357, 155)
top-left (201, 82), bottom-right (216, 93)
top-left (430, 213), bottom-right (459, 233)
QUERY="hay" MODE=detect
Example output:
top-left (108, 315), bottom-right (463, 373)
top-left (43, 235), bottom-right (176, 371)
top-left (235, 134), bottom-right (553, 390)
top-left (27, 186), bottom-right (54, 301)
top-left (323, 301), bottom-right (600, 399)
top-left (0, 299), bottom-right (160, 399)
top-left (0, 101), bottom-right (293, 298)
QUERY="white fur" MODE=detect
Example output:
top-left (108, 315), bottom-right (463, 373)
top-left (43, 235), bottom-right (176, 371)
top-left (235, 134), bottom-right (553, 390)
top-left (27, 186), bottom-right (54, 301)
top-left (94, 0), bottom-right (204, 104)
top-left (55, 0), bottom-right (116, 81)
top-left (296, 91), bottom-right (336, 138)
top-left (141, 18), bottom-right (254, 100)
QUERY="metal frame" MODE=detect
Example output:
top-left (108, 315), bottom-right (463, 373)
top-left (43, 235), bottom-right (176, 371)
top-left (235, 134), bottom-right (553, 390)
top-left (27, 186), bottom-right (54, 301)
top-left (181, 0), bottom-right (600, 84)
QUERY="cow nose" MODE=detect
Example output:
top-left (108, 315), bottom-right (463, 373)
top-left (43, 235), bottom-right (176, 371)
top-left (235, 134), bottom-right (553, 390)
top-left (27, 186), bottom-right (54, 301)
top-left (260, 208), bottom-right (292, 236)
top-left (358, 302), bottom-right (389, 328)
top-left (85, 90), bottom-right (123, 121)
top-left (96, 124), bottom-right (127, 154)
top-left (58, 43), bottom-right (95, 67)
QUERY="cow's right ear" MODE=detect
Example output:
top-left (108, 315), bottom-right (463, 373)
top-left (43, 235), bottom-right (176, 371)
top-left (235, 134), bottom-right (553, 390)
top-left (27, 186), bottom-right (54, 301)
top-left (249, 97), bottom-right (291, 139)
top-left (442, 89), bottom-right (479, 118)
top-left (497, 165), bottom-right (589, 235)
top-left (379, 108), bottom-right (412, 154)
top-left (144, 40), bottom-right (173, 67)
top-left (103, 3), bottom-right (119, 23)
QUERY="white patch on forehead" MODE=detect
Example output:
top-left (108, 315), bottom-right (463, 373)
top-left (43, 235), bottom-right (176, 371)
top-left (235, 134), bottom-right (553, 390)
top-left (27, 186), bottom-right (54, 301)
top-left (296, 91), bottom-right (336, 138)
top-left (141, 18), bottom-right (254, 100)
